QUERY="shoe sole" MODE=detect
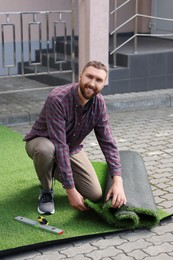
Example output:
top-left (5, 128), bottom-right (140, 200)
top-left (38, 207), bottom-right (55, 215)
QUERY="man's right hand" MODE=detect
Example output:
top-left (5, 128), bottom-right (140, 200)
top-left (66, 188), bottom-right (89, 211)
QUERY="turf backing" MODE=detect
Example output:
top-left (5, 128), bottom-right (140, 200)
top-left (0, 126), bottom-right (172, 256)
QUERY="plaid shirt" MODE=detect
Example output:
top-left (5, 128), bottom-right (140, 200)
top-left (24, 83), bottom-right (122, 188)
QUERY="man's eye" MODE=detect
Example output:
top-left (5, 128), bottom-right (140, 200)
top-left (96, 78), bottom-right (102, 83)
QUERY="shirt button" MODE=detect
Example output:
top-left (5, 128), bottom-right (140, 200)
top-left (73, 134), bottom-right (76, 136)
top-left (78, 123), bottom-right (80, 125)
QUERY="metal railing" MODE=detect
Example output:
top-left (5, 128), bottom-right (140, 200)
top-left (0, 1), bottom-right (75, 82)
top-left (110, 0), bottom-right (173, 67)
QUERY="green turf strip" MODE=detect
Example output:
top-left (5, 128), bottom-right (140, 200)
top-left (0, 126), bottom-right (172, 254)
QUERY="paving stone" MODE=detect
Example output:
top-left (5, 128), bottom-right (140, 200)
top-left (164, 148), bottom-right (173, 153)
top-left (63, 254), bottom-right (91, 260)
top-left (160, 158), bottom-right (173, 164)
top-left (152, 189), bottom-right (167, 196)
top-left (165, 143), bottom-right (173, 149)
top-left (33, 251), bottom-right (66, 259)
top-left (168, 252), bottom-right (173, 257)
top-left (128, 249), bottom-right (149, 259)
top-left (146, 233), bottom-right (173, 245)
top-left (91, 237), bottom-right (127, 249)
top-left (99, 258), bottom-right (112, 260)
top-left (160, 193), bottom-right (173, 200)
top-left (112, 254), bottom-right (134, 260)
top-left (73, 237), bottom-right (102, 247)
top-left (154, 182), bottom-right (170, 189)
top-left (117, 239), bottom-right (152, 253)
top-left (39, 243), bottom-right (71, 254)
top-left (85, 246), bottom-right (122, 260)
top-left (166, 187), bottom-right (173, 193)
top-left (148, 151), bottom-right (164, 156)
top-left (144, 253), bottom-right (173, 260)
top-left (60, 244), bottom-right (96, 258)
top-left (154, 196), bottom-right (166, 204)
top-left (120, 229), bottom-right (155, 242)
top-left (158, 200), bottom-right (173, 209)
top-left (143, 242), bottom-right (173, 256)
top-left (158, 163), bottom-right (173, 169)
top-left (152, 222), bottom-right (173, 236)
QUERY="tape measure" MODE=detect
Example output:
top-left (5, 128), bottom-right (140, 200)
top-left (38, 216), bottom-right (49, 225)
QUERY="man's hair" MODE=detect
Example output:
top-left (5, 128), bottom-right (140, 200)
top-left (82, 60), bottom-right (107, 75)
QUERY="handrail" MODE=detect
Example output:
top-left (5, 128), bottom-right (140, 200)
top-left (110, 14), bottom-right (136, 35)
top-left (110, 0), bottom-right (131, 15)
top-left (110, 0), bottom-right (173, 67)
top-left (110, 35), bottom-right (136, 55)
top-left (110, 32), bottom-right (173, 55)
top-left (0, 10), bottom-right (72, 15)
top-left (139, 13), bottom-right (173, 22)
top-left (0, 0), bottom-right (75, 86)
top-left (110, 0), bottom-right (137, 66)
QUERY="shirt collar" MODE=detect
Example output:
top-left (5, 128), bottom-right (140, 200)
top-left (73, 83), bottom-right (82, 106)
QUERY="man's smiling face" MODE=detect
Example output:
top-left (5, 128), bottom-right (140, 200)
top-left (78, 66), bottom-right (107, 105)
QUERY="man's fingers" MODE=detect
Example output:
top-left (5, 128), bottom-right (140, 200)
top-left (81, 203), bottom-right (89, 211)
top-left (106, 191), bottom-right (112, 201)
top-left (112, 194), bottom-right (126, 208)
top-left (112, 196), bottom-right (120, 208)
top-left (79, 205), bottom-right (89, 211)
top-left (73, 201), bottom-right (89, 211)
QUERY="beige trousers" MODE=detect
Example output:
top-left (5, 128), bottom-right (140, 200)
top-left (25, 137), bottom-right (102, 202)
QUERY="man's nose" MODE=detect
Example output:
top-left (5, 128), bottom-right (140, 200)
top-left (90, 79), bottom-right (96, 87)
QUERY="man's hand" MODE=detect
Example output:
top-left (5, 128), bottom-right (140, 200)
top-left (66, 187), bottom-right (89, 211)
top-left (106, 176), bottom-right (126, 208)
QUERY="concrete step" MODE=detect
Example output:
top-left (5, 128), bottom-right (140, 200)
top-left (34, 51), bottom-right (78, 69)
top-left (54, 37), bottom-right (79, 56)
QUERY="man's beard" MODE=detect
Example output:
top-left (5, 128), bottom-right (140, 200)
top-left (79, 83), bottom-right (96, 100)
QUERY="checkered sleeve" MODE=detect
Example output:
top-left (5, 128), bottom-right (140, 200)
top-left (94, 100), bottom-right (122, 177)
top-left (46, 95), bottom-right (75, 189)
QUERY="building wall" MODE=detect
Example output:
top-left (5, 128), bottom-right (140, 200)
top-left (138, 0), bottom-right (151, 33)
top-left (109, 0), bottom-right (151, 34)
top-left (0, 0), bottom-right (71, 12)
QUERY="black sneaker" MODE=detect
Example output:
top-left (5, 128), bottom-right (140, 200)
top-left (38, 188), bottom-right (55, 215)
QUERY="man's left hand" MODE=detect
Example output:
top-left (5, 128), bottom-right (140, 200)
top-left (106, 176), bottom-right (126, 208)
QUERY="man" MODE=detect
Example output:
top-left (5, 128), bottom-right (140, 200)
top-left (24, 60), bottom-right (126, 215)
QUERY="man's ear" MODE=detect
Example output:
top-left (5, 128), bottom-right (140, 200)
top-left (79, 73), bottom-right (82, 81)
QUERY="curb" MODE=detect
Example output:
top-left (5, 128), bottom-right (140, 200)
top-left (1, 93), bottom-right (173, 126)
top-left (105, 94), bottom-right (172, 112)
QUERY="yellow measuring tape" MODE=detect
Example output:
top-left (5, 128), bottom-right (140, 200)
top-left (37, 216), bottom-right (49, 225)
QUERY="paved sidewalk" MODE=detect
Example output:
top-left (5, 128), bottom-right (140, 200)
top-left (2, 107), bottom-right (173, 260)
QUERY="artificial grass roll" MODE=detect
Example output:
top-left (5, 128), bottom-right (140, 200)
top-left (85, 151), bottom-right (173, 229)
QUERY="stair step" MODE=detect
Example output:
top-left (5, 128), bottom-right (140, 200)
top-left (34, 51), bottom-right (78, 71)
top-left (24, 64), bottom-right (78, 86)
top-left (54, 37), bottom-right (79, 56)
